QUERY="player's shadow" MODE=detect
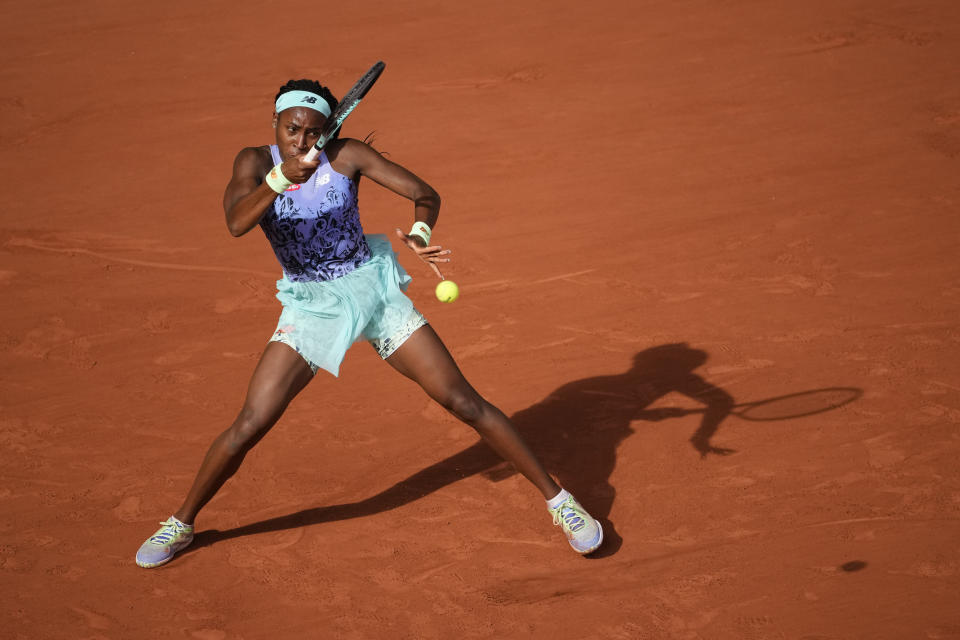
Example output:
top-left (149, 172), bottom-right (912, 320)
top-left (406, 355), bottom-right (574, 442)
top-left (187, 342), bottom-right (737, 558)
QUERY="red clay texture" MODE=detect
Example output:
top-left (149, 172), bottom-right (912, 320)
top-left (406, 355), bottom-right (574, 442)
top-left (1, 1), bottom-right (959, 638)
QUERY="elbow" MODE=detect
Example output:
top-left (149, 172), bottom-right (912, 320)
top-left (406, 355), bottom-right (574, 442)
top-left (226, 219), bottom-right (249, 237)
top-left (225, 208), bottom-right (252, 237)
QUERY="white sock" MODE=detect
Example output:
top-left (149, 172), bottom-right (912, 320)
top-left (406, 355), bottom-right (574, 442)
top-left (546, 488), bottom-right (571, 510)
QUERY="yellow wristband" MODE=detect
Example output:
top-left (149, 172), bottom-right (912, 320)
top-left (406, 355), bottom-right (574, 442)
top-left (265, 163), bottom-right (294, 194)
top-left (409, 221), bottom-right (432, 245)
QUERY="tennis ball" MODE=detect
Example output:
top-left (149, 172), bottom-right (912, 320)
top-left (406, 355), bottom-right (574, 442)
top-left (435, 280), bottom-right (459, 303)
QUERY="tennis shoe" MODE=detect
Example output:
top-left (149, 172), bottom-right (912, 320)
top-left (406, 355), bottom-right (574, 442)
top-left (135, 516), bottom-right (194, 568)
top-left (549, 494), bottom-right (603, 554)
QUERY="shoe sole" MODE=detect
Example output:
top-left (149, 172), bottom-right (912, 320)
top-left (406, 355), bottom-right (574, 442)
top-left (135, 538), bottom-right (193, 568)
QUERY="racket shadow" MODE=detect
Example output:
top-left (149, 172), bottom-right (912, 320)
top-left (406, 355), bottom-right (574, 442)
top-left (639, 387), bottom-right (864, 423)
top-left (186, 343), bottom-right (860, 558)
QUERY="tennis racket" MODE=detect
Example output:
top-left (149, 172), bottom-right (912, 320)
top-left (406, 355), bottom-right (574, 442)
top-left (304, 61), bottom-right (386, 162)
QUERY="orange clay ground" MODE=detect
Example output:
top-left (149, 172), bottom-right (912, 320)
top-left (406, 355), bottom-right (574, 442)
top-left (2, 1), bottom-right (959, 638)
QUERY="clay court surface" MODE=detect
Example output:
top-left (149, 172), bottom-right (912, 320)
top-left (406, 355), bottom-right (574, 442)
top-left (2, 0), bottom-right (959, 638)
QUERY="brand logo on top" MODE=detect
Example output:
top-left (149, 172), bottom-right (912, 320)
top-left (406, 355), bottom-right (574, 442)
top-left (317, 173), bottom-right (331, 186)
top-left (285, 184), bottom-right (301, 191)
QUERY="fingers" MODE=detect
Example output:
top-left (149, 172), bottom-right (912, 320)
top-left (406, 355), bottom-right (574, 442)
top-left (417, 248), bottom-right (451, 261)
top-left (281, 157), bottom-right (319, 183)
top-left (394, 227), bottom-right (450, 280)
top-left (394, 229), bottom-right (450, 257)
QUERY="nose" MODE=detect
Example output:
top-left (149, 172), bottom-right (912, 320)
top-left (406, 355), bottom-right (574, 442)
top-left (295, 131), bottom-right (308, 149)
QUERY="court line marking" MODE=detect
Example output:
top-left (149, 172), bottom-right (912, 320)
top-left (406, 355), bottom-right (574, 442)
top-left (8, 238), bottom-right (277, 277)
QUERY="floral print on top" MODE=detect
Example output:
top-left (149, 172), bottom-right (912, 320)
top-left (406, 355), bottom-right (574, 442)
top-left (260, 145), bottom-right (371, 282)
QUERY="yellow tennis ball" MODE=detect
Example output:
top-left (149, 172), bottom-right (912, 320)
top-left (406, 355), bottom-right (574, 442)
top-left (435, 280), bottom-right (459, 303)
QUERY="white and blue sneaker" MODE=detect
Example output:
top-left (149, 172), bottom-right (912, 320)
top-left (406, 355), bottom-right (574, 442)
top-left (548, 491), bottom-right (603, 555)
top-left (135, 516), bottom-right (194, 568)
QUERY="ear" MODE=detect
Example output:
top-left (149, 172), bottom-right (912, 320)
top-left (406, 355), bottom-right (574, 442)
top-left (272, 111), bottom-right (279, 128)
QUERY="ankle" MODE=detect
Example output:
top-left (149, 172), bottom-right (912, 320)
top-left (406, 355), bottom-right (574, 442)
top-left (172, 512), bottom-right (194, 527)
top-left (539, 479), bottom-right (562, 501)
top-left (546, 488), bottom-right (571, 510)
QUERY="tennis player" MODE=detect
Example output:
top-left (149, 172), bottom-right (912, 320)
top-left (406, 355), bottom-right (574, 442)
top-left (135, 79), bottom-right (602, 568)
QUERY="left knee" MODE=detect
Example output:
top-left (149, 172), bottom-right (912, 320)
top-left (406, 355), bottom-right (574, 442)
top-left (439, 389), bottom-right (485, 425)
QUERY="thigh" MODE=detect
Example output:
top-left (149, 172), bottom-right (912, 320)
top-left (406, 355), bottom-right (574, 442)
top-left (384, 325), bottom-right (476, 400)
top-left (242, 341), bottom-right (315, 420)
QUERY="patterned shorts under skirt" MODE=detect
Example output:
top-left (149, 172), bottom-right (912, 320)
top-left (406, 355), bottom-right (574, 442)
top-left (268, 234), bottom-right (427, 376)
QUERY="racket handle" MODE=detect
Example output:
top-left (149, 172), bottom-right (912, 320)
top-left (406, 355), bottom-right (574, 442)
top-left (304, 130), bottom-right (334, 163)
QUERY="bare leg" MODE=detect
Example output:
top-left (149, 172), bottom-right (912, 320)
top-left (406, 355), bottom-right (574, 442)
top-left (173, 341), bottom-right (314, 525)
top-left (385, 325), bottom-right (560, 499)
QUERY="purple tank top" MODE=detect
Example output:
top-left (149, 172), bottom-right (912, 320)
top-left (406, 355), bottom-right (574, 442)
top-left (259, 145), bottom-right (371, 282)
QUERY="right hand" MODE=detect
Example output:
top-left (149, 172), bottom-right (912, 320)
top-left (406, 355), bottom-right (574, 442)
top-left (280, 154), bottom-right (321, 183)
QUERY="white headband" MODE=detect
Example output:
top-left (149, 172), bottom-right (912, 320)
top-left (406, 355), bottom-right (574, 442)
top-left (275, 90), bottom-right (332, 117)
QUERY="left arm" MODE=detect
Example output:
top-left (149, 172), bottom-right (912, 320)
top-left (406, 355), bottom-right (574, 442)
top-left (329, 139), bottom-right (450, 278)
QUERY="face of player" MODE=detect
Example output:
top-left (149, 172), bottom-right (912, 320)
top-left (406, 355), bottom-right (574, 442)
top-left (273, 107), bottom-right (327, 161)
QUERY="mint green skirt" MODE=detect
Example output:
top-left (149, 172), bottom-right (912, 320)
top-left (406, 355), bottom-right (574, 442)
top-left (269, 234), bottom-right (427, 376)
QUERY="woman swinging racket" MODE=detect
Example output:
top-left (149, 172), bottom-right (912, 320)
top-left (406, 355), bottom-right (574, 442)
top-left (135, 79), bottom-right (602, 568)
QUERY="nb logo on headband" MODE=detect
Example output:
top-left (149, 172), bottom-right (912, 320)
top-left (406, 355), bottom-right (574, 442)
top-left (301, 96), bottom-right (318, 104)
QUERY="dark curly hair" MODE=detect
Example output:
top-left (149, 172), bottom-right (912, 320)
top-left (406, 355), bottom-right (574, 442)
top-left (274, 79), bottom-right (340, 138)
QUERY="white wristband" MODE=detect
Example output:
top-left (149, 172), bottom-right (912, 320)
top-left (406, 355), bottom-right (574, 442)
top-left (409, 221), bottom-right (432, 245)
top-left (265, 163), bottom-right (294, 194)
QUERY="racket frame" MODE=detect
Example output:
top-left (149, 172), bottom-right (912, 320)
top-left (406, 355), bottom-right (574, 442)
top-left (304, 61), bottom-right (385, 162)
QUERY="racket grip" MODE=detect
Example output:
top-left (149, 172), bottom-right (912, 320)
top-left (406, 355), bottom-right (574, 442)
top-left (304, 132), bottom-right (330, 163)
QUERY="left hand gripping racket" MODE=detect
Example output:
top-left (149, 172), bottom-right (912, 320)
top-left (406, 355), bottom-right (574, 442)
top-left (304, 61), bottom-right (386, 162)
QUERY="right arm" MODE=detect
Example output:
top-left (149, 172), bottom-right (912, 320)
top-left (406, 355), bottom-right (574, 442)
top-left (222, 148), bottom-right (318, 237)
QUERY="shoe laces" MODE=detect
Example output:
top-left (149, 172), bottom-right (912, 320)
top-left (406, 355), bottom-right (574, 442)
top-left (149, 519), bottom-right (187, 546)
top-left (552, 498), bottom-right (587, 533)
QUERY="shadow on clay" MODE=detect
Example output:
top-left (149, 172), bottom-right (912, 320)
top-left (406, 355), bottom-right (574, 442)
top-left (185, 342), bottom-right (861, 560)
